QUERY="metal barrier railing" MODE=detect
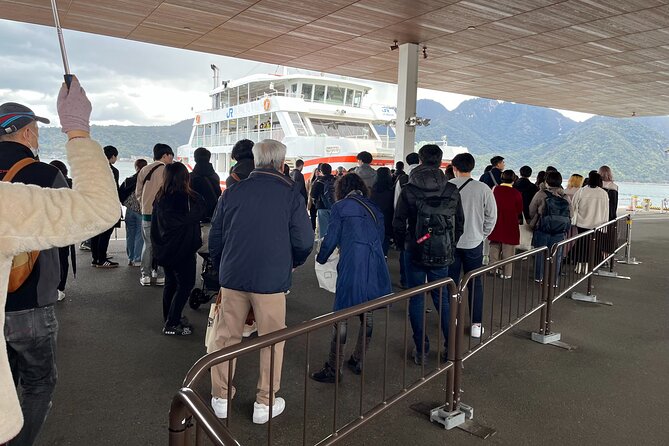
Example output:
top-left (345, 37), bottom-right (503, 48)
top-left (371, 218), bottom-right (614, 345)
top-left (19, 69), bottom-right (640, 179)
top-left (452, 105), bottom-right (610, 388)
top-left (169, 278), bottom-right (460, 446)
top-left (169, 214), bottom-right (636, 444)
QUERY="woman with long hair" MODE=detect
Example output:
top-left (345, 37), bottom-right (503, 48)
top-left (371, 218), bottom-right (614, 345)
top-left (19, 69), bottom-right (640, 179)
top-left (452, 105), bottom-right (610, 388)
top-left (311, 174), bottom-right (391, 382)
top-left (370, 166), bottom-right (395, 256)
top-left (152, 162), bottom-right (206, 335)
top-left (571, 171), bottom-right (609, 273)
top-left (535, 170), bottom-right (547, 189)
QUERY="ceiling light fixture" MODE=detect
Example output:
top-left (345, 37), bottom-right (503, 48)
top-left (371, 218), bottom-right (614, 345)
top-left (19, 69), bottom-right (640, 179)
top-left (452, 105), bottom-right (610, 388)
top-left (390, 40), bottom-right (399, 51)
top-left (467, 25), bottom-right (476, 30)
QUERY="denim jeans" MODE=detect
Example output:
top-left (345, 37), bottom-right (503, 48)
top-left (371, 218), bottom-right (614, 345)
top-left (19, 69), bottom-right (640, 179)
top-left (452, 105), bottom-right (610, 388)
top-left (532, 231), bottom-right (565, 284)
top-left (125, 209), bottom-right (144, 263)
top-left (406, 262), bottom-right (450, 355)
top-left (141, 219), bottom-right (164, 279)
top-left (399, 250), bottom-right (409, 287)
top-left (5, 305), bottom-right (58, 446)
top-left (316, 209), bottom-right (331, 238)
top-left (448, 243), bottom-right (484, 324)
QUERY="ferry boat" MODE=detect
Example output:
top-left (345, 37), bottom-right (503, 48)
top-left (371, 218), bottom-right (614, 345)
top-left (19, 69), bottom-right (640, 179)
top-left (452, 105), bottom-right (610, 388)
top-left (177, 69), bottom-right (468, 185)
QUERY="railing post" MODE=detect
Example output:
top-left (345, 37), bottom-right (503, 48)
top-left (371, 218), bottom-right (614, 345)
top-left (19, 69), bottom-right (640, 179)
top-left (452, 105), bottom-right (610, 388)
top-left (169, 396), bottom-right (189, 446)
top-left (618, 214), bottom-right (641, 265)
top-left (572, 229), bottom-right (613, 306)
top-left (532, 248), bottom-right (565, 346)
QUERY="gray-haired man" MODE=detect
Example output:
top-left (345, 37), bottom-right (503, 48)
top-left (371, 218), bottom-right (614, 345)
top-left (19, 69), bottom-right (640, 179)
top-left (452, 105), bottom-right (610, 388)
top-left (208, 139), bottom-right (314, 424)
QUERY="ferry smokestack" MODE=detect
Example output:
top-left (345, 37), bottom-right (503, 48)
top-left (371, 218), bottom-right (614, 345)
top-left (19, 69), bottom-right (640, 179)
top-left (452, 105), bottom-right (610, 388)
top-left (210, 64), bottom-right (219, 89)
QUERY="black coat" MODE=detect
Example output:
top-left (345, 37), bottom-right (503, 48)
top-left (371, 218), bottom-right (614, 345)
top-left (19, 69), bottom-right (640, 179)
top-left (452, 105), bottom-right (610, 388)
top-left (480, 168), bottom-right (502, 188)
top-left (514, 177), bottom-right (539, 221)
top-left (226, 158), bottom-right (254, 188)
top-left (0, 141), bottom-right (68, 311)
top-left (151, 191), bottom-right (206, 267)
top-left (190, 162), bottom-right (221, 221)
top-left (370, 185), bottom-right (395, 240)
top-left (290, 168), bottom-right (308, 204)
top-left (209, 168), bottom-right (314, 293)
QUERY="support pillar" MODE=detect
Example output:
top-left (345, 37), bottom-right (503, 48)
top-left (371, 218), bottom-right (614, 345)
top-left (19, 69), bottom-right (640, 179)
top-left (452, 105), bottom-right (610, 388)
top-left (395, 43), bottom-right (419, 163)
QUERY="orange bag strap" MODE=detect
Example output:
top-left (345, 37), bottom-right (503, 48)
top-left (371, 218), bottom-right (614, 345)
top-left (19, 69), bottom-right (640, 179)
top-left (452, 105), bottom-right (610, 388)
top-left (2, 158), bottom-right (36, 182)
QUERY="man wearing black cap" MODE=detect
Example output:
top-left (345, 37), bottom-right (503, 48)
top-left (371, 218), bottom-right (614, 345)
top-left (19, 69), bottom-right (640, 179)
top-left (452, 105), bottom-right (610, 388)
top-left (481, 155), bottom-right (505, 189)
top-left (0, 102), bottom-right (69, 444)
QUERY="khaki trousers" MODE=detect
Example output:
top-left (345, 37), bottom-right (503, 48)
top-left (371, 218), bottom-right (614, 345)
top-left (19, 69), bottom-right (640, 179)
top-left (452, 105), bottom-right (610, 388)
top-left (210, 288), bottom-right (286, 406)
top-left (489, 242), bottom-right (516, 276)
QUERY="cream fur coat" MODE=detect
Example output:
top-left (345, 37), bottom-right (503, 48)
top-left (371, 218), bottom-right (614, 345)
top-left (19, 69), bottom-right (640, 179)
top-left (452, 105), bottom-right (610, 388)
top-left (0, 138), bottom-right (121, 443)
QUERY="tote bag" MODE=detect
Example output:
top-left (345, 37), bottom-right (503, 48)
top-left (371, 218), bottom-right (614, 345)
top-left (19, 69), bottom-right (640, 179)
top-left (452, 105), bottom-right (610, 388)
top-left (205, 292), bottom-right (222, 352)
top-left (315, 247), bottom-right (339, 293)
top-left (518, 215), bottom-right (534, 252)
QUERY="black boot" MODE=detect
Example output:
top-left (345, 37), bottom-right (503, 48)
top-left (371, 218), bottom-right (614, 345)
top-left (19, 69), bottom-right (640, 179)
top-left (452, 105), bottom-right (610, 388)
top-left (347, 356), bottom-right (362, 375)
top-left (311, 362), bottom-right (342, 383)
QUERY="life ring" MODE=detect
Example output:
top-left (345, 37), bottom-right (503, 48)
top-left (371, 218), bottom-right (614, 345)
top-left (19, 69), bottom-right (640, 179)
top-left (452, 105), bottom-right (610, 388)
top-left (263, 98), bottom-right (271, 111)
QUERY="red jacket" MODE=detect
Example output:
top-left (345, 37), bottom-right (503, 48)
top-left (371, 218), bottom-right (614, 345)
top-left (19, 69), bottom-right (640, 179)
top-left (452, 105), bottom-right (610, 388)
top-left (489, 185), bottom-right (523, 245)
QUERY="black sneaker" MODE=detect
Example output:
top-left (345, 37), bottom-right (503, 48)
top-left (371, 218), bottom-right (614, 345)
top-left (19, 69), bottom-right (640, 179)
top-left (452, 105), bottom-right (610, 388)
top-left (163, 324), bottom-right (192, 336)
top-left (310, 363), bottom-right (342, 383)
top-left (96, 259), bottom-right (119, 268)
top-left (347, 356), bottom-right (362, 375)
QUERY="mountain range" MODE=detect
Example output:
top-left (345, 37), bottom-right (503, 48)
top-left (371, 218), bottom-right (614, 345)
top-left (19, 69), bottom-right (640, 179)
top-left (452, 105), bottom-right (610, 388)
top-left (38, 99), bottom-right (669, 183)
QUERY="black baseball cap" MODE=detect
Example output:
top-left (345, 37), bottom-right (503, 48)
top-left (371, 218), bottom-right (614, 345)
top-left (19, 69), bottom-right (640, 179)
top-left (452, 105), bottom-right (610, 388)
top-left (0, 102), bottom-right (50, 135)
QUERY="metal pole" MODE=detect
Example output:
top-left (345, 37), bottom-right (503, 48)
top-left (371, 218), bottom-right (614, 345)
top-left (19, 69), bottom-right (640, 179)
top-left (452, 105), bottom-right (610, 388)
top-left (544, 254), bottom-right (555, 334)
top-left (586, 231), bottom-right (596, 295)
top-left (50, 0), bottom-right (73, 87)
top-left (395, 43), bottom-right (419, 163)
top-left (539, 253), bottom-right (549, 334)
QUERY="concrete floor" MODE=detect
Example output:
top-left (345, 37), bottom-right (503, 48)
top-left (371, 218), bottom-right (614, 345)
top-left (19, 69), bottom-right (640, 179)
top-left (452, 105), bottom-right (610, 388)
top-left (36, 216), bottom-right (669, 446)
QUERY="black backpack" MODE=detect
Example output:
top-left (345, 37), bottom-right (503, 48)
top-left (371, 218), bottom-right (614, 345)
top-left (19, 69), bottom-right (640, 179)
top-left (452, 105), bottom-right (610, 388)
top-left (320, 176), bottom-right (336, 210)
top-left (413, 184), bottom-right (459, 267)
top-left (538, 190), bottom-right (571, 234)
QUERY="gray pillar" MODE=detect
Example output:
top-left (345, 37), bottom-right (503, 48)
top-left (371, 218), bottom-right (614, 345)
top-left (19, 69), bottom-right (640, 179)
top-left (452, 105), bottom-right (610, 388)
top-left (395, 43), bottom-right (419, 163)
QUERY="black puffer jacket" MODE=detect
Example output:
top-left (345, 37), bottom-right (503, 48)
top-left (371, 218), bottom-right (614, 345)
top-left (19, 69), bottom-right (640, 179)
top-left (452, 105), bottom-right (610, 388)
top-left (393, 164), bottom-right (465, 263)
top-left (151, 191), bottom-right (206, 267)
top-left (190, 162), bottom-right (221, 221)
top-left (0, 141), bottom-right (68, 311)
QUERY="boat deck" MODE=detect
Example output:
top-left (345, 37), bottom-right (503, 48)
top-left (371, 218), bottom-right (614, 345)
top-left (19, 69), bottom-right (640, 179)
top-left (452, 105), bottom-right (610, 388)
top-left (36, 216), bottom-right (669, 445)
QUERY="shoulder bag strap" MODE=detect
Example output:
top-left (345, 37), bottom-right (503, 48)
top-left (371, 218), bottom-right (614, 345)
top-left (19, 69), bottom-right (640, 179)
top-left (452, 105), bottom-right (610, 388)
top-left (457, 177), bottom-right (473, 192)
top-left (348, 196), bottom-right (378, 224)
top-left (489, 170), bottom-right (498, 186)
top-left (2, 158), bottom-right (36, 182)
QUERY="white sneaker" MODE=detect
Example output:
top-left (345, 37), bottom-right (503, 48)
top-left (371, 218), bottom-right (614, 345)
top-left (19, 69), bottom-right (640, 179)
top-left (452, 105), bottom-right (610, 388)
top-left (211, 397), bottom-right (228, 419)
top-left (57, 290), bottom-right (66, 302)
top-left (151, 270), bottom-right (158, 278)
top-left (471, 323), bottom-right (484, 338)
top-left (252, 397), bottom-right (285, 424)
top-left (140, 275), bottom-right (151, 286)
top-left (155, 277), bottom-right (165, 286)
top-left (243, 322), bottom-right (258, 338)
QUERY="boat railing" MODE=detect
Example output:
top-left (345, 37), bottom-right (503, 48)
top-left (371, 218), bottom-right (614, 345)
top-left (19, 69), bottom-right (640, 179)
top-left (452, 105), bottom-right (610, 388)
top-left (193, 128), bottom-right (286, 148)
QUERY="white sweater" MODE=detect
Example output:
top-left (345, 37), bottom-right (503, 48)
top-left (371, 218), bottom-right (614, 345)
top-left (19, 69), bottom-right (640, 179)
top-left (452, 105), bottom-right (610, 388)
top-left (0, 138), bottom-right (121, 443)
top-left (572, 186), bottom-right (610, 229)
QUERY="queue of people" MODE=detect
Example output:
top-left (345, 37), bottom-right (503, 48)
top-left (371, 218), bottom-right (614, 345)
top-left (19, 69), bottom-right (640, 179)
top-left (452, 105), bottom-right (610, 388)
top-left (1, 75), bottom-right (626, 443)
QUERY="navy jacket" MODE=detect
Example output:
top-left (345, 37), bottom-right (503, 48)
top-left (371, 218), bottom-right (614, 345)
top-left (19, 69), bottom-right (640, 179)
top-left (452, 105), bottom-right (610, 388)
top-left (480, 167), bottom-right (502, 189)
top-left (316, 193), bottom-right (392, 311)
top-left (210, 168), bottom-right (314, 293)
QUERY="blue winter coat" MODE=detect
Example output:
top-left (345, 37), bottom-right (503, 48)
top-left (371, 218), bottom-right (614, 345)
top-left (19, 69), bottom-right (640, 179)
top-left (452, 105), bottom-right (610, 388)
top-left (316, 193), bottom-right (392, 311)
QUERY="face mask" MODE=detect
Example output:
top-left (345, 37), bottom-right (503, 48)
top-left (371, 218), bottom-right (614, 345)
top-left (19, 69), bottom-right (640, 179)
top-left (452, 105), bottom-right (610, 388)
top-left (25, 128), bottom-right (39, 157)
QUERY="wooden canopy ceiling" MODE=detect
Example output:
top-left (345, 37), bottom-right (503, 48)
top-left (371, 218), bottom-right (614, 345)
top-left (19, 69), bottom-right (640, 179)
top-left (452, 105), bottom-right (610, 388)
top-left (3, 0), bottom-right (669, 117)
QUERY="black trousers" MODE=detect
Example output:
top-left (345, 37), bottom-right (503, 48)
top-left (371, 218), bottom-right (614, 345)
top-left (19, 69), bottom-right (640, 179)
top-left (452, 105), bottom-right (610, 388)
top-left (162, 254), bottom-right (197, 327)
top-left (57, 246), bottom-right (70, 291)
top-left (90, 227), bottom-right (114, 264)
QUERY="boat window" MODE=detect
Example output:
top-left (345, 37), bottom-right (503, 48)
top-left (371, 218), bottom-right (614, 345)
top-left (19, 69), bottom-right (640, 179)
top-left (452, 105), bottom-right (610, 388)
top-left (326, 86), bottom-right (346, 105)
top-left (344, 89), bottom-right (354, 106)
top-left (353, 90), bottom-right (363, 107)
top-left (314, 85), bottom-right (326, 103)
top-left (301, 84), bottom-right (313, 101)
top-left (310, 118), bottom-right (372, 139)
top-left (290, 84), bottom-right (298, 96)
top-left (289, 112), bottom-right (309, 136)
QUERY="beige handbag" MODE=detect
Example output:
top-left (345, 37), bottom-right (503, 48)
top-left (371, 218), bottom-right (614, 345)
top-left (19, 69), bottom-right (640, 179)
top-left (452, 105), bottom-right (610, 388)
top-left (205, 291), bottom-right (222, 352)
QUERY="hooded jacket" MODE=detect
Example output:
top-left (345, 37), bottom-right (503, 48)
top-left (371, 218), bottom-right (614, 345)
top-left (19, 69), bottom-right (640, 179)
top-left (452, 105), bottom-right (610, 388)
top-left (225, 157), bottom-right (254, 188)
top-left (355, 163), bottom-right (377, 191)
top-left (529, 186), bottom-right (574, 230)
top-left (189, 161), bottom-right (221, 221)
top-left (0, 137), bottom-right (120, 444)
top-left (393, 164), bottom-right (465, 264)
top-left (0, 141), bottom-right (68, 311)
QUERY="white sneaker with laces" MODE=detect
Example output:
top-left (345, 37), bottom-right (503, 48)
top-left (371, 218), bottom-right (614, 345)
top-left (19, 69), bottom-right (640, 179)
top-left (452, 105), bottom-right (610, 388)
top-left (57, 290), bottom-right (66, 302)
top-left (471, 323), bottom-right (484, 339)
top-left (243, 322), bottom-right (258, 338)
top-left (140, 275), bottom-right (151, 286)
top-left (211, 397), bottom-right (228, 419)
top-left (252, 397), bottom-right (285, 424)
top-left (155, 277), bottom-right (165, 286)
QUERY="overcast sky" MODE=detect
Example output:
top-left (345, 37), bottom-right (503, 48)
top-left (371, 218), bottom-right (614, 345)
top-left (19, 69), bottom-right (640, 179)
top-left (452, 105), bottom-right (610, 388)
top-left (0, 19), bottom-right (593, 127)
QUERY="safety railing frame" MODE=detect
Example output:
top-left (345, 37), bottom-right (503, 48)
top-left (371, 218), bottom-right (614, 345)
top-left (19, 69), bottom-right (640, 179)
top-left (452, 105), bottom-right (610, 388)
top-left (169, 278), bottom-right (461, 446)
top-left (169, 214), bottom-right (636, 445)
